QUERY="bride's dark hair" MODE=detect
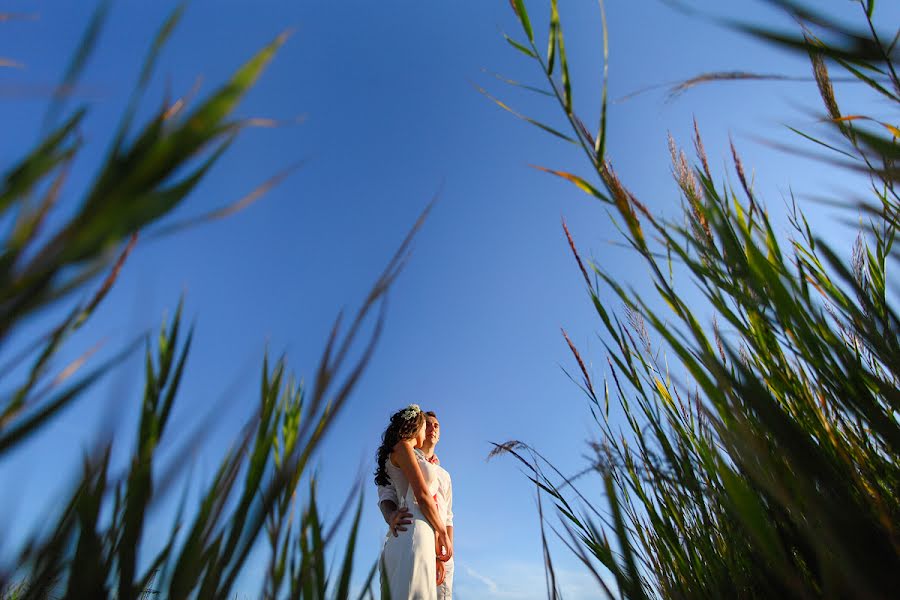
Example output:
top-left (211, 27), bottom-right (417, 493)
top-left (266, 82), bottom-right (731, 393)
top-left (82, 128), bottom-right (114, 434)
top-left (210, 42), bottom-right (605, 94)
top-left (374, 406), bottom-right (425, 486)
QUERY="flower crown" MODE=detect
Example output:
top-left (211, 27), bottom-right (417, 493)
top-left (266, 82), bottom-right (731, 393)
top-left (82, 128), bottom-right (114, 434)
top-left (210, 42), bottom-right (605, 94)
top-left (398, 404), bottom-right (421, 421)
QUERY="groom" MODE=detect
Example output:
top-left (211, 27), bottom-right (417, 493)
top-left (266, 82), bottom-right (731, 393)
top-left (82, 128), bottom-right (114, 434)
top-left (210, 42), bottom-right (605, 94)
top-left (378, 410), bottom-right (454, 599)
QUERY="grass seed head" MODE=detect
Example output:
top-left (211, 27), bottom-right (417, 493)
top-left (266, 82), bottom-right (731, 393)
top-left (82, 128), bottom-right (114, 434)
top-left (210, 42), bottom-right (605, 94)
top-left (562, 217), bottom-right (592, 289)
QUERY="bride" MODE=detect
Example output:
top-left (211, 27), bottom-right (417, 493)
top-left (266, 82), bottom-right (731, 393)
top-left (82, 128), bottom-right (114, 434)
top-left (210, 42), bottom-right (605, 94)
top-left (376, 404), bottom-right (452, 600)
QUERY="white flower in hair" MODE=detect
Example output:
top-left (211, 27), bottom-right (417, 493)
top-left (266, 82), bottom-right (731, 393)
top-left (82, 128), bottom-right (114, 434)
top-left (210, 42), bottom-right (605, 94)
top-left (399, 404), bottom-right (421, 421)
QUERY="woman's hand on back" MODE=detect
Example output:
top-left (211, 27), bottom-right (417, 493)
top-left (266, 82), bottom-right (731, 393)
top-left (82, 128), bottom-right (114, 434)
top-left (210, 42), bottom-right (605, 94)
top-left (435, 529), bottom-right (452, 562)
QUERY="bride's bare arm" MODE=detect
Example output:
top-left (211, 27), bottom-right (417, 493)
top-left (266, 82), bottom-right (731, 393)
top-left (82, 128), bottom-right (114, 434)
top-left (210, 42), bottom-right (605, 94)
top-left (392, 441), bottom-right (453, 560)
top-left (392, 441), bottom-right (445, 533)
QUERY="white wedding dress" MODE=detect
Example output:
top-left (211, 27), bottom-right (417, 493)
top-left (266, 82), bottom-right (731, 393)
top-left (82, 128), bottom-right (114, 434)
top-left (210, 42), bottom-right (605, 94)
top-left (380, 448), bottom-right (440, 600)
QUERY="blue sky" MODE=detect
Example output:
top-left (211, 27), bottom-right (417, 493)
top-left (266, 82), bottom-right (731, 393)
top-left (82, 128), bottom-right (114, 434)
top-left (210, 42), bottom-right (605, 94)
top-left (1, 1), bottom-right (897, 598)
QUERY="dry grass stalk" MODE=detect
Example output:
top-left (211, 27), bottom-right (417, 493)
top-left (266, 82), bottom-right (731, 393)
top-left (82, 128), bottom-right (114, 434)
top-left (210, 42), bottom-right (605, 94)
top-left (669, 133), bottom-right (713, 248)
top-left (487, 439), bottom-right (527, 460)
top-left (561, 327), bottom-right (596, 399)
top-left (666, 71), bottom-right (806, 100)
top-left (712, 314), bottom-right (727, 365)
top-left (851, 230), bottom-right (867, 289)
top-left (600, 161), bottom-right (652, 248)
top-left (85, 233), bottom-right (138, 315)
top-left (562, 218), bottom-right (592, 289)
top-left (624, 305), bottom-right (652, 356)
top-left (730, 139), bottom-right (757, 218)
top-left (807, 35), bottom-right (842, 122)
top-left (693, 118), bottom-right (712, 182)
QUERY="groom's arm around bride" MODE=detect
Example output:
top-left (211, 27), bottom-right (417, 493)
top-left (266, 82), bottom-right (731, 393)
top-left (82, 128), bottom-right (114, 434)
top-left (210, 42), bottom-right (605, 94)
top-left (378, 485), bottom-right (413, 537)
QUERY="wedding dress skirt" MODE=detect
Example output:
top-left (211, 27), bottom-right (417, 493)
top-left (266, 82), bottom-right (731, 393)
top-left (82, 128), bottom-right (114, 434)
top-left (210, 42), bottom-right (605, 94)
top-left (381, 514), bottom-right (436, 600)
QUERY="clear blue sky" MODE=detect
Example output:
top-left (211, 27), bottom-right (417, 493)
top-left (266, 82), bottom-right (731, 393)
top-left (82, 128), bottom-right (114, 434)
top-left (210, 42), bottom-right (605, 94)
top-left (1, 1), bottom-right (896, 598)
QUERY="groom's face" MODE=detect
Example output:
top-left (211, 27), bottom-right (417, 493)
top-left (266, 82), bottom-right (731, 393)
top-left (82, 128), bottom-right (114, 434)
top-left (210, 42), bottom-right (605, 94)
top-left (425, 415), bottom-right (440, 446)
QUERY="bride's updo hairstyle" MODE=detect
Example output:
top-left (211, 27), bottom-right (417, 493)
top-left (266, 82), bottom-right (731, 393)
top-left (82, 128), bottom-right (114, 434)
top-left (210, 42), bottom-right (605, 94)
top-left (374, 404), bottom-right (426, 486)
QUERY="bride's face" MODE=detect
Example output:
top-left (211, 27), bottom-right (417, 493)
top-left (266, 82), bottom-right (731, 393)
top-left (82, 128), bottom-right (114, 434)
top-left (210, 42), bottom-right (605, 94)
top-left (414, 420), bottom-right (426, 448)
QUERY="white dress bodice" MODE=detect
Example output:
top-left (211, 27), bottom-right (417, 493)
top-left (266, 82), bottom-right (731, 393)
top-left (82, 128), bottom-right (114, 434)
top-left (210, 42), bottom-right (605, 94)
top-left (384, 447), bottom-right (440, 515)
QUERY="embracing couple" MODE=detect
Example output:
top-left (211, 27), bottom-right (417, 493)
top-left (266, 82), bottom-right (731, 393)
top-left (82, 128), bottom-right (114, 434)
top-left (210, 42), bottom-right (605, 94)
top-left (375, 405), bottom-right (454, 600)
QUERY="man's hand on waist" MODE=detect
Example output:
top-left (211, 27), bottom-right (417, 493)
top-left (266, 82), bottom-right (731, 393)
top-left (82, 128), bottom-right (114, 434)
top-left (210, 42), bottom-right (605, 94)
top-left (388, 507), bottom-right (413, 537)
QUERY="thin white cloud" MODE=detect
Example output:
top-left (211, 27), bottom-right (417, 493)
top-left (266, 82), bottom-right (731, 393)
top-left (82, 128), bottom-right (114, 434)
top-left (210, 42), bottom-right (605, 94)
top-left (453, 558), bottom-right (611, 600)
top-left (463, 564), bottom-right (500, 594)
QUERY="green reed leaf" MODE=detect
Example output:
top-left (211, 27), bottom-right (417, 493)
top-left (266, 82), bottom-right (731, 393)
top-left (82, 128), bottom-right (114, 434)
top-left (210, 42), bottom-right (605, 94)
top-left (511, 0), bottom-right (535, 43)
top-left (547, 0), bottom-right (559, 75)
top-left (505, 34), bottom-right (537, 59)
